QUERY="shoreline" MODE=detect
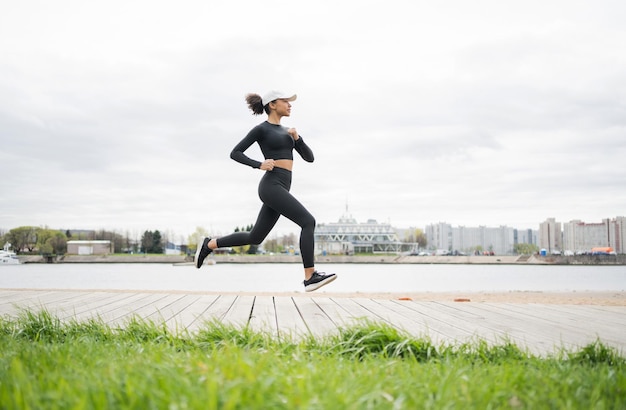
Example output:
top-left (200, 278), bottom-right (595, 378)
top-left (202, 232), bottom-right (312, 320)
top-left (16, 253), bottom-right (626, 265)
top-left (3, 288), bottom-right (624, 306)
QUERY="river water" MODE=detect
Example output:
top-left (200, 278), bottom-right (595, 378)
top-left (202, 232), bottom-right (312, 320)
top-left (0, 263), bottom-right (624, 293)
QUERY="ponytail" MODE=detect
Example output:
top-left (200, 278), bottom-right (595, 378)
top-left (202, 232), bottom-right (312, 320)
top-left (245, 93), bottom-right (266, 115)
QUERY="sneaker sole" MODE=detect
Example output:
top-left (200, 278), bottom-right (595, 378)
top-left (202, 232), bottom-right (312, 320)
top-left (194, 238), bottom-right (207, 269)
top-left (305, 274), bottom-right (337, 292)
top-left (194, 246), bottom-right (202, 268)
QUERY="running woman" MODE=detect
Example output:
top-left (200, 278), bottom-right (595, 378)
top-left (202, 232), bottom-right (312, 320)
top-left (195, 90), bottom-right (337, 292)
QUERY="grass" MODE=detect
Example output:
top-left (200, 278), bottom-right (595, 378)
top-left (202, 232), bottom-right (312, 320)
top-left (1, 310), bottom-right (624, 409)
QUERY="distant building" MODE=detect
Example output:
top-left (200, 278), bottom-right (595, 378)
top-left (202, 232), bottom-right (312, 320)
top-left (427, 223), bottom-right (527, 255)
top-left (539, 218), bottom-right (562, 253)
top-left (314, 215), bottom-right (411, 254)
top-left (458, 225), bottom-right (516, 255)
top-left (425, 222), bottom-right (452, 252)
top-left (563, 217), bottom-right (625, 253)
top-left (165, 242), bottom-right (184, 256)
top-left (67, 240), bottom-right (113, 255)
top-left (516, 228), bottom-right (538, 248)
top-left (611, 216), bottom-right (625, 254)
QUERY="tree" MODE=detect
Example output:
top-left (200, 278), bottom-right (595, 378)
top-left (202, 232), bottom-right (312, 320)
top-left (48, 232), bottom-right (68, 255)
top-left (141, 230), bottom-right (153, 253)
top-left (93, 229), bottom-right (125, 253)
top-left (232, 226), bottom-right (251, 255)
top-left (5, 226), bottom-right (38, 253)
top-left (281, 233), bottom-right (297, 248)
top-left (151, 230), bottom-right (163, 254)
top-left (188, 227), bottom-right (210, 253)
top-left (37, 228), bottom-right (67, 255)
top-left (514, 243), bottom-right (539, 255)
top-left (140, 230), bottom-right (163, 254)
top-left (401, 228), bottom-right (427, 250)
top-left (263, 237), bottom-right (282, 253)
top-left (245, 224), bottom-right (258, 254)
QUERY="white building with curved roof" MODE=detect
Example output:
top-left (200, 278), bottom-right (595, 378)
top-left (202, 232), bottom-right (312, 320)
top-left (314, 214), bottom-right (409, 255)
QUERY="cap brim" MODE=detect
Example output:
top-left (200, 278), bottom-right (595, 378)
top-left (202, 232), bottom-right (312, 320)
top-left (262, 91), bottom-right (297, 106)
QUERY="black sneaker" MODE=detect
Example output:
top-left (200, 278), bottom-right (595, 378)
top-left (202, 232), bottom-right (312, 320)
top-left (303, 271), bottom-right (337, 292)
top-left (194, 237), bottom-right (212, 268)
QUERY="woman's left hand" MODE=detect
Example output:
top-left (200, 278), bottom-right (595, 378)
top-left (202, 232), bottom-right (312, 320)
top-left (287, 128), bottom-right (299, 140)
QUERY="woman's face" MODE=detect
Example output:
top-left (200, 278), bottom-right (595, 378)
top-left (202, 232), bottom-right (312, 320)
top-left (271, 98), bottom-right (292, 117)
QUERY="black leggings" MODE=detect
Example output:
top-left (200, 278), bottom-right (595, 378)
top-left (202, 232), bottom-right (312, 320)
top-left (215, 168), bottom-right (316, 268)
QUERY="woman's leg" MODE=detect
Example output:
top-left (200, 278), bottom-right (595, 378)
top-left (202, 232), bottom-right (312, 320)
top-left (259, 181), bottom-right (316, 275)
top-left (208, 204), bottom-right (280, 250)
top-left (204, 170), bottom-right (332, 286)
top-left (266, 194), bottom-right (336, 290)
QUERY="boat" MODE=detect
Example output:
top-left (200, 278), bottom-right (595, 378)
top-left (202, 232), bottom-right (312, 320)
top-left (1, 243), bottom-right (20, 265)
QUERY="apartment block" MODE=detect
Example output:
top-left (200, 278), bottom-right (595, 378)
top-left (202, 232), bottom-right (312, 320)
top-left (427, 223), bottom-right (533, 255)
top-left (539, 218), bottom-right (563, 252)
top-left (563, 217), bottom-right (625, 253)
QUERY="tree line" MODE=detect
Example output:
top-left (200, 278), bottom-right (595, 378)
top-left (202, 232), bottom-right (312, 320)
top-left (1, 226), bottom-right (167, 255)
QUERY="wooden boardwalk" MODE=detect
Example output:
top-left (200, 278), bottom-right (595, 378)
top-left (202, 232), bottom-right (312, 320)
top-left (1, 289), bottom-right (625, 356)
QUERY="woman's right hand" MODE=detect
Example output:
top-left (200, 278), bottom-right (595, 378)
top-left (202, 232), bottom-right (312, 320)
top-left (260, 159), bottom-right (275, 171)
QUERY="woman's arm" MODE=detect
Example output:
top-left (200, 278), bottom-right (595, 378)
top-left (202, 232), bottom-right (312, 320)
top-left (230, 130), bottom-right (263, 169)
top-left (294, 137), bottom-right (314, 162)
top-left (288, 128), bottom-right (314, 163)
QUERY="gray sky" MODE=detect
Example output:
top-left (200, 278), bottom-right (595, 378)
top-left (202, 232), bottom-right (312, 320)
top-left (1, 0), bottom-right (625, 242)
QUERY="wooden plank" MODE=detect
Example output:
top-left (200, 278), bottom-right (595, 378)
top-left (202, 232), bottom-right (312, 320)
top-left (485, 303), bottom-right (626, 347)
top-left (329, 297), bottom-right (384, 324)
top-left (148, 294), bottom-right (202, 333)
top-left (585, 305), bottom-right (626, 314)
top-left (248, 296), bottom-right (278, 337)
top-left (275, 297), bottom-right (318, 339)
top-left (0, 291), bottom-right (74, 314)
top-left (52, 292), bottom-right (141, 320)
top-left (402, 301), bottom-right (515, 344)
top-left (71, 293), bottom-right (166, 323)
top-left (381, 300), bottom-right (494, 344)
top-left (349, 298), bottom-right (483, 346)
top-left (174, 294), bottom-right (221, 332)
top-left (221, 295), bottom-right (255, 327)
top-left (0, 290), bottom-right (130, 321)
top-left (412, 301), bottom-right (550, 352)
top-left (475, 303), bottom-right (617, 346)
top-left (527, 303), bottom-right (626, 327)
top-left (197, 295), bottom-right (239, 323)
top-left (145, 294), bottom-right (200, 321)
top-left (0, 291), bottom-right (55, 313)
top-left (310, 297), bottom-right (362, 328)
top-left (108, 294), bottom-right (185, 325)
top-left (0, 290), bottom-right (59, 307)
top-left (336, 297), bottom-right (458, 345)
top-left (350, 298), bottom-right (430, 335)
top-left (439, 302), bottom-right (583, 354)
top-left (25, 291), bottom-right (84, 306)
top-left (97, 293), bottom-right (176, 326)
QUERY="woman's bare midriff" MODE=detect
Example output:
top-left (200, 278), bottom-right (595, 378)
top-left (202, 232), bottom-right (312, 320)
top-left (274, 159), bottom-right (293, 171)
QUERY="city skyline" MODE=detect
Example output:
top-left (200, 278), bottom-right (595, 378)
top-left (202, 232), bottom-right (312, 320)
top-left (4, 213), bottom-right (622, 243)
top-left (426, 216), bottom-right (625, 255)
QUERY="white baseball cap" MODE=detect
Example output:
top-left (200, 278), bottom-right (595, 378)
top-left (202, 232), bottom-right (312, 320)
top-left (261, 90), bottom-right (297, 106)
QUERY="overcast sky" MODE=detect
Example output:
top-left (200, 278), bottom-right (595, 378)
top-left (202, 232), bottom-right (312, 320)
top-left (1, 0), bottom-right (625, 242)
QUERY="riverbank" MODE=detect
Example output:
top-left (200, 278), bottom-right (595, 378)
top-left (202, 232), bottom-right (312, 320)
top-left (16, 253), bottom-right (626, 264)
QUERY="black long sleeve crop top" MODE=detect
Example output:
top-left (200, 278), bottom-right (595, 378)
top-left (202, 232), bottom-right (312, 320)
top-left (230, 121), bottom-right (315, 169)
